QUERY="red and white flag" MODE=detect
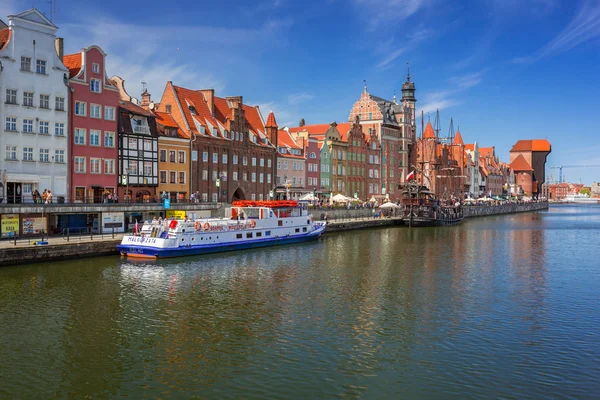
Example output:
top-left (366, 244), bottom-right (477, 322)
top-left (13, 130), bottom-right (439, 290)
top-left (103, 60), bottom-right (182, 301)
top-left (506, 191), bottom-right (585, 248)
top-left (406, 170), bottom-right (415, 181)
top-left (134, 220), bottom-right (139, 234)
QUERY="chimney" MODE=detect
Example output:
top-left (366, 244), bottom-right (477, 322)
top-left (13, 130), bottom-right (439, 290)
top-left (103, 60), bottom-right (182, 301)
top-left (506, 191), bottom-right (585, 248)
top-left (140, 90), bottom-right (151, 109)
top-left (55, 37), bottom-right (64, 62)
top-left (199, 89), bottom-right (215, 116)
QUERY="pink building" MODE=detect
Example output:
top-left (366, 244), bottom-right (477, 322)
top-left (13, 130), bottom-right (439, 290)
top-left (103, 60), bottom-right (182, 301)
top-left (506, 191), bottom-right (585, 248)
top-left (64, 46), bottom-right (119, 202)
top-left (294, 133), bottom-right (320, 193)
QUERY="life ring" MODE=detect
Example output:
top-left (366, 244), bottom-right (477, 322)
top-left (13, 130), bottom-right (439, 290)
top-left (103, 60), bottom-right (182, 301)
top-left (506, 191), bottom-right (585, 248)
top-left (204, 222), bottom-right (210, 231)
top-left (249, 220), bottom-right (256, 228)
top-left (194, 221), bottom-right (200, 231)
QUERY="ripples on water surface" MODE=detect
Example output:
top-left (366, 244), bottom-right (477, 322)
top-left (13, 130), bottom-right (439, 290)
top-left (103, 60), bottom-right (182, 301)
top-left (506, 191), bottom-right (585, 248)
top-left (1, 204), bottom-right (600, 399)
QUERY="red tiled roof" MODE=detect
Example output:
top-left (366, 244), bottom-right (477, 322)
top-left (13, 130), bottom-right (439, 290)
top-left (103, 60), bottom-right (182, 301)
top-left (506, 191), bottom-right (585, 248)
top-left (243, 105), bottom-right (265, 138)
top-left (288, 124), bottom-right (331, 135)
top-left (453, 130), bottom-right (464, 145)
top-left (479, 147), bottom-right (494, 157)
top-left (464, 144), bottom-right (475, 151)
top-left (510, 154), bottom-right (534, 171)
top-left (63, 53), bottom-right (82, 78)
top-left (155, 111), bottom-right (187, 138)
top-left (277, 130), bottom-right (304, 158)
top-left (266, 111), bottom-right (277, 128)
top-left (510, 139), bottom-right (551, 152)
top-left (173, 85), bottom-right (220, 138)
top-left (423, 121), bottom-right (435, 139)
top-left (0, 28), bottom-right (11, 51)
top-left (336, 122), bottom-right (351, 141)
top-left (213, 97), bottom-right (231, 121)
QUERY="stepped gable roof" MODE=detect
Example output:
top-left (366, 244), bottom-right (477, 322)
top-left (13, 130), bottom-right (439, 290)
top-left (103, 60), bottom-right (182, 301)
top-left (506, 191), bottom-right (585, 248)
top-left (266, 111), bottom-right (277, 128)
top-left (0, 27), bottom-right (11, 51)
top-left (154, 111), bottom-right (187, 138)
top-left (423, 121), bottom-right (436, 139)
top-left (63, 53), bottom-right (82, 78)
top-left (510, 139), bottom-right (551, 152)
top-left (119, 100), bottom-right (154, 117)
top-left (453, 131), bottom-right (464, 145)
top-left (510, 154), bottom-right (534, 171)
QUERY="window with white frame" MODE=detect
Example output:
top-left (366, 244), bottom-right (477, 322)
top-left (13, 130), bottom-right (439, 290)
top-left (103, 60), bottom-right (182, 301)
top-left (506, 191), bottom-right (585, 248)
top-left (23, 119), bottom-right (33, 133)
top-left (178, 151), bottom-right (185, 164)
top-left (202, 151), bottom-right (208, 162)
top-left (74, 129), bottom-right (86, 145)
top-left (128, 138), bottom-right (137, 149)
top-left (90, 158), bottom-right (101, 174)
top-left (292, 162), bottom-right (297, 171)
top-left (252, 157), bottom-right (256, 166)
top-left (283, 161), bottom-right (288, 170)
top-left (251, 193), bottom-right (256, 201)
top-left (212, 171), bottom-right (217, 181)
top-left (160, 170), bottom-right (167, 183)
top-left (5, 117), bottom-right (16, 131)
top-left (104, 106), bottom-right (115, 120)
top-left (213, 153), bottom-right (218, 163)
top-left (23, 147), bottom-right (34, 161)
top-left (222, 153), bottom-right (228, 164)
top-left (252, 172), bottom-right (256, 182)
top-left (55, 97), bottom-right (65, 111)
top-left (20, 56), bottom-right (31, 72)
top-left (90, 130), bottom-right (100, 146)
top-left (55, 149), bottom-right (65, 163)
top-left (178, 171), bottom-right (185, 184)
top-left (202, 169), bottom-right (208, 180)
top-left (212, 193), bottom-right (218, 202)
top-left (202, 193), bottom-right (208, 202)
top-left (128, 160), bottom-right (138, 175)
top-left (143, 139), bottom-right (152, 151)
top-left (243, 156), bottom-right (248, 165)
top-left (277, 161), bottom-right (281, 169)
top-left (259, 173), bottom-right (264, 183)
top-left (90, 104), bottom-right (101, 118)
top-left (6, 89), bottom-right (17, 104)
top-left (268, 159), bottom-right (272, 168)
top-left (169, 150), bottom-right (176, 163)
top-left (36, 60), bottom-right (46, 74)
top-left (39, 121), bottom-right (49, 134)
top-left (92, 63), bottom-right (100, 73)
top-left (267, 174), bottom-right (271, 183)
top-left (233, 171), bottom-right (238, 181)
top-left (6, 146), bottom-right (17, 160)
top-left (75, 101), bottom-right (86, 116)
top-left (104, 132), bottom-right (115, 147)
top-left (260, 158), bottom-right (264, 167)
top-left (233, 154), bottom-right (238, 164)
top-left (23, 92), bottom-right (34, 107)
top-left (40, 94), bottom-right (50, 109)
top-left (39, 148), bottom-right (49, 162)
top-left (243, 172), bottom-right (247, 181)
top-left (90, 79), bottom-right (101, 93)
top-left (104, 159), bottom-right (115, 174)
top-left (144, 162), bottom-right (152, 176)
top-left (74, 157), bottom-right (86, 173)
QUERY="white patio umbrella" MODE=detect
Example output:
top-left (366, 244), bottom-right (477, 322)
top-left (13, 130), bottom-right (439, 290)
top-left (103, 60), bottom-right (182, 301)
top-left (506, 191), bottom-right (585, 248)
top-left (332, 193), bottom-right (350, 203)
top-left (299, 193), bottom-right (317, 201)
top-left (379, 202), bottom-right (399, 209)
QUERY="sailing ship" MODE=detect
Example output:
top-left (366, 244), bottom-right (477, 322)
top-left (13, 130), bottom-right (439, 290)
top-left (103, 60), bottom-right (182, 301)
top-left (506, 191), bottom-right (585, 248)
top-left (400, 110), bottom-right (464, 227)
top-left (117, 200), bottom-right (326, 259)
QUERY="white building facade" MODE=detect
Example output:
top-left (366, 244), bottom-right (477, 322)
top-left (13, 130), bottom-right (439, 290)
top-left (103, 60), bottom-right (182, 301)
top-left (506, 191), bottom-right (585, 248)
top-left (0, 9), bottom-right (69, 203)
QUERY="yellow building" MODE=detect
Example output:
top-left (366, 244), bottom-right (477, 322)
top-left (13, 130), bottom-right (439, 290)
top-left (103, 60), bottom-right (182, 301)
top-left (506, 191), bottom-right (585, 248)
top-left (155, 112), bottom-right (190, 201)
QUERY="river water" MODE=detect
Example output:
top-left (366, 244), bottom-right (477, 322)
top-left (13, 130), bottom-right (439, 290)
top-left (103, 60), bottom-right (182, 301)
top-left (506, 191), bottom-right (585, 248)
top-left (1, 204), bottom-right (599, 399)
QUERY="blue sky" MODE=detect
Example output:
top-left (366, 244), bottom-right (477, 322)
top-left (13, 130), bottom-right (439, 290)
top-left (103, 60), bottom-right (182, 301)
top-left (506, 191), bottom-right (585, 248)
top-left (3, 0), bottom-right (600, 184)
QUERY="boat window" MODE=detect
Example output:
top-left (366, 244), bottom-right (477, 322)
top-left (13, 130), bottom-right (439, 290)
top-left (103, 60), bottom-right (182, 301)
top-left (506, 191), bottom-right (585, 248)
top-left (266, 231), bottom-right (271, 236)
top-left (256, 232), bottom-right (262, 237)
top-left (278, 221), bottom-right (283, 227)
top-left (303, 227), bottom-right (307, 232)
top-left (295, 228), bottom-right (300, 233)
top-left (307, 220), bottom-right (310, 224)
top-left (247, 233), bottom-right (253, 238)
top-left (236, 234), bottom-right (242, 239)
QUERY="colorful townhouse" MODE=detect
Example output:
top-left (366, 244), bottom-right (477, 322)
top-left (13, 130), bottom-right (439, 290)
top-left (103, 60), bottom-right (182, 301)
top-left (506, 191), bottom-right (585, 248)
top-left (63, 45), bottom-right (119, 203)
top-left (157, 83), bottom-right (277, 203)
top-left (154, 111), bottom-right (190, 201)
top-left (0, 9), bottom-right (69, 203)
top-left (111, 77), bottom-right (159, 202)
top-left (292, 130), bottom-right (320, 194)
top-left (276, 129), bottom-right (306, 199)
top-left (318, 141), bottom-right (332, 199)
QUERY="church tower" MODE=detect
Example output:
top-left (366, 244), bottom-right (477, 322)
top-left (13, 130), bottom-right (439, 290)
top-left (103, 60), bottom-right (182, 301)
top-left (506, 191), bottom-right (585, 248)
top-left (401, 66), bottom-right (416, 125)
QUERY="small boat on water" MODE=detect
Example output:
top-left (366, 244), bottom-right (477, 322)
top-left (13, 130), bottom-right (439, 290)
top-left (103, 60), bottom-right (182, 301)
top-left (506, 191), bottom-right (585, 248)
top-left (564, 193), bottom-right (599, 204)
top-left (117, 200), bottom-right (326, 259)
top-left (400, 181), bottom-right (464, 227)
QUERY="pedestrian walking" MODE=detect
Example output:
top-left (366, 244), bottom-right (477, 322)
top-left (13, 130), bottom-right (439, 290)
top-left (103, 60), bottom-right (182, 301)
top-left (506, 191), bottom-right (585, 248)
top-left (42, 189), bottom-right (48, 204)
top-left (46, 190), bottom-right (53, 203)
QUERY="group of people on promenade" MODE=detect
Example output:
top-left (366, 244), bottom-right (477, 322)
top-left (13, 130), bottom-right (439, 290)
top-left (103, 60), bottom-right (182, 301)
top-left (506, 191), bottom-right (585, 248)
top-left (31, 189), bottom-right (53, 204)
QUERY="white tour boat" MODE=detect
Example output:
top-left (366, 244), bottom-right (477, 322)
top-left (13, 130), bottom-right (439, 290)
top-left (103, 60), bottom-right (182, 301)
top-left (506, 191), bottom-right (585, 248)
top-left (564, 193), bottom-right (599, 204)
top-left (117, 200), bottom-right (326, 259)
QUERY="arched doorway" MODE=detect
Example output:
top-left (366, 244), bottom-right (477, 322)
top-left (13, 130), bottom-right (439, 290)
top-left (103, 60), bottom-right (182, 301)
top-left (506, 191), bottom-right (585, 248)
top-left (231, 187), bottom-right (245, 202)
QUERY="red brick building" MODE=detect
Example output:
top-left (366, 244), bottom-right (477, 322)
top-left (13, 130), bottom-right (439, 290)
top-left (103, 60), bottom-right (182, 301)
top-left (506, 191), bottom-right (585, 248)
top-left (509, 139), bottom-right (551, 197)
top-left (64, 46), bottom-right (119, 202)
top-left (157, 82), bottom-right (277, 202)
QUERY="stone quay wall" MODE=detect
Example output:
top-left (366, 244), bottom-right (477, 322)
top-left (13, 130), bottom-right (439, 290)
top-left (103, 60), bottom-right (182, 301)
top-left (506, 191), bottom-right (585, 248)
top-left (463, 201), bottom-right (548, 218)
top-left (1, 240), bottom-right (121, 266)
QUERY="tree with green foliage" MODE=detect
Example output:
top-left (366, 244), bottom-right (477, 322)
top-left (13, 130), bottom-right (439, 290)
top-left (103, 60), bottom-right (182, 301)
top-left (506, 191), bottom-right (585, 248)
top-left (579, 187), bottom-right (591, 196)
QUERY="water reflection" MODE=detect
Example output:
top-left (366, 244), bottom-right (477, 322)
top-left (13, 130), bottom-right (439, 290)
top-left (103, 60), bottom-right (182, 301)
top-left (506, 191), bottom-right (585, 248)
top-left (1, 205), bottom-right (600, 398)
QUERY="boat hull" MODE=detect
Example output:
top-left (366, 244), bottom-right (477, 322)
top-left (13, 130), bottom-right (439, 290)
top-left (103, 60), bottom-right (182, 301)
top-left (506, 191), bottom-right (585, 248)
top-left (118, 224), bottom-right (326, 259)
top-left (403, 216), bottom-right (463, 227)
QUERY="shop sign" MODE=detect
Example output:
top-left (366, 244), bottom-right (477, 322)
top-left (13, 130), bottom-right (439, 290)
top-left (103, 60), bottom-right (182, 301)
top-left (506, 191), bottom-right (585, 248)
top-left (1, 214), bottom-right (20, 238)
top-left (102, 212), bottom-right (125, 233)
top-left (23, 217), bottom-right (47, 234)
top-left (166, 210), bottom-right (186, 219)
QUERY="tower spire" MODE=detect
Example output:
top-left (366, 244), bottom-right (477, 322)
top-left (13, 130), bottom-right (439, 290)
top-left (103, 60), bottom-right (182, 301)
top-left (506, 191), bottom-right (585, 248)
top-left (406, 61), bottom-right (410, 82)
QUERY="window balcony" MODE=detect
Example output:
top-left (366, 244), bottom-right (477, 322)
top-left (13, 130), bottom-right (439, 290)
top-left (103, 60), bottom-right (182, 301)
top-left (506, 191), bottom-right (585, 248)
top-left (133, 125), bottom-right (150, 135)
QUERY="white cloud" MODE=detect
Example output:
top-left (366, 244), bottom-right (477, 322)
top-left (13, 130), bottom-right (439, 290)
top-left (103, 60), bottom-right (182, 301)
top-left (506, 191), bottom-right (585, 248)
top-left (354, 0), bottom-right (429, 30)
top-left (449, 71), bottom-right (483, 89)
top-left (419, 90), bottom-right (460, 117)
top-left (287, 92), bottom-right (314, 105)
top-left (374, 29), bottom-right (430, 69)
top-left (513, 0), bottom-right (600, 63)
